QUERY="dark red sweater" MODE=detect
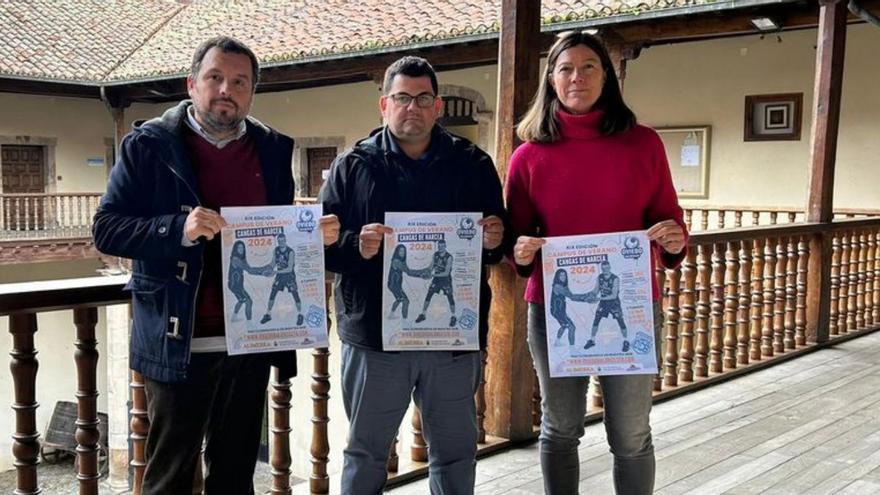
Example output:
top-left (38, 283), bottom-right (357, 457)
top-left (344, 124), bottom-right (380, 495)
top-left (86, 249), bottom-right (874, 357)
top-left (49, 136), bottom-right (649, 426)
top-left (185, 129), bottom-right (267, 337)
top-left (506, 110), bottom-right (688, 304)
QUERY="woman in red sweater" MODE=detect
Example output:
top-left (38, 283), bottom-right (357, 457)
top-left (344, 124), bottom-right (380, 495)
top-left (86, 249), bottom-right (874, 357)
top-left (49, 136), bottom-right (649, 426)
top-left (506, 31), bottom-right (688, 494)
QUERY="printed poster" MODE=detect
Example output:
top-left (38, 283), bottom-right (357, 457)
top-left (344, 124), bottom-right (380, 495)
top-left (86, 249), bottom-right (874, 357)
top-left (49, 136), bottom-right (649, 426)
top-left (220, 205), bottom-right (328, 355)
top-left (541, 230), bottom-right (656, 377)
top-left (382, 212), bottom-right (483, 351)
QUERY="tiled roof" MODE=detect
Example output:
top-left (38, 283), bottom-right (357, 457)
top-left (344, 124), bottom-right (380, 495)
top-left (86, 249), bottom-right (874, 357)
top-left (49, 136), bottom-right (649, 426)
top-left (0, 0), bottom-right (182, 83)
top-left (0, 0), bottom-right (742, 84)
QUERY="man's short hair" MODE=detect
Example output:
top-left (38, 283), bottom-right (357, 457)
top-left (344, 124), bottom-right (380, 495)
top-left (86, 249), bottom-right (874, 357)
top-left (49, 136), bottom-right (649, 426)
top-left (191, 36), bottom-right (260, 89)
top-left (382, 56), bottom-right (438, 95)
top-left (277, 233), bottom-right (286, 239)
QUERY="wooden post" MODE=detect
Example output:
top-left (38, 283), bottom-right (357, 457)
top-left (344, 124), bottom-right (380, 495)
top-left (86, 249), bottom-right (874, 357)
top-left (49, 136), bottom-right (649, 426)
top-left (805, 0), bottom-right (848, 343)
top-left (73, 307), bottom-right (100, 495)
top-left (10, 313), bottom-right (40, 495)
top-left (485, 0), bottom-right (540, 442)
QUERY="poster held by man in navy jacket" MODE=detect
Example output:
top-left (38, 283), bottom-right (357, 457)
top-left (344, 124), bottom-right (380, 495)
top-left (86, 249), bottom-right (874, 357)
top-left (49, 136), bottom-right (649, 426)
top-left (221, 204), bottom-right (328, 354)
top-left (541, 231), bottom-right (657, 377)
top-left (382, 212), bottom-right (482, 351)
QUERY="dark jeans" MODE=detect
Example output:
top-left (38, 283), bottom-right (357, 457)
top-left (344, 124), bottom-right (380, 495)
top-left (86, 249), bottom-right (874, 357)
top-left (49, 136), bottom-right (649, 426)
top-left (142, 352), bottom-right (270, 495)
top-left (528, 302), bottom-right (663, 495)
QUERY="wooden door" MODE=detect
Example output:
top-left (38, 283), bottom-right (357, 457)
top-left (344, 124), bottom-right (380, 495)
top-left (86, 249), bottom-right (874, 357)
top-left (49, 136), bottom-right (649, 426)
top-left (1, 145), bottom-right (46, 230)
top-left (306, 147), bottom-right (336, 197)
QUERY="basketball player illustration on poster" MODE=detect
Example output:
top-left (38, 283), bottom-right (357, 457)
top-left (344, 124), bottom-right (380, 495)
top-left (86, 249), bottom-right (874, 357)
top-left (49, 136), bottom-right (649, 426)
top-left (382, 212), bottom-right (482, 351)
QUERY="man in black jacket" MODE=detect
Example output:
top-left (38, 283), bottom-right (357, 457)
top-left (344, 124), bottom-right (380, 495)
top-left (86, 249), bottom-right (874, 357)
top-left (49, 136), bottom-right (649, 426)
top-left (319, 56), bottom-right (507, 495)
top-left (93, 37), bottom-right (339, 494)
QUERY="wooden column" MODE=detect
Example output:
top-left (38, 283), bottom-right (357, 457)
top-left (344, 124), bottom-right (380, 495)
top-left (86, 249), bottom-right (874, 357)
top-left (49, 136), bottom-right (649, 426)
top-left (805, 0), bottom-right (848, 343)
top-left (485, 0), bottom-right (540, 441)
top-left (73, 307), bottom-right (100, 494)
top-left (10, 313), bottom-right (40, 495)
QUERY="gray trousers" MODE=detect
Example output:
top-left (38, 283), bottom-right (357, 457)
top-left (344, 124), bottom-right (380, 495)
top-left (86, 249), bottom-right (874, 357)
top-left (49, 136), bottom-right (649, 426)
top-left (340, 343), bottom-right (481, 495)
top-left (142, 353), bottom-right (270, 495)
top-left (528, 302), bottom-right (663, 495)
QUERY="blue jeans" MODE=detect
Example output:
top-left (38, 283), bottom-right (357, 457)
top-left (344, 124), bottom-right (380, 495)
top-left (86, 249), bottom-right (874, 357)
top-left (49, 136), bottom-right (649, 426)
top-left (340, 343), bottom-right (481, 495)
top-left (528, 302), bottom-right (663, 495)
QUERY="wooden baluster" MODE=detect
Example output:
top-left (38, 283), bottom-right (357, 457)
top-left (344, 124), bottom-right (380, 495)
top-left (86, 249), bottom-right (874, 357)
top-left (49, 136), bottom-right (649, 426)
top-left (532, 366), bottom-right (541, 427)
top-left (476, 350), bottom-right (488, 443)
top-left (769, 212), bottom-right (778, 225)
top-left (709, 243), bottom-right (724, 373)
top-left (664, 267), bottom-right (681, 387)
top-left (737, 240), bottom-right (752, 364)
top-left (830, 236), bottom-right (841, 336)
top-left (591, 376), bottom-right (604, 409)
top-left (717, 211), bottom-right (726, 230)
top-left (857, 230), bottom-right (868, 329)
top-left (77, 195), bottom-right (85, 231)
top-left (10, 313), bottom-right (40, 495)
top-left (73, 307), bottom-right (100, 494)
top-left (784, 237), bottom-right (798, 350)
top-left (750, 239), bottom-right (766, 360)
top-left (130, 371), bottom-right (149, 495)
top-left (752, 211), bottom-right (760, 227)
top-left (678, 250), bottom-right (697, 383)
top-left (684, 209), bottom-right (693, 231)
top-left (700, 210), bottom-right (709, 231)
top-left (846, 230), bottom-right (859, 331)
top-left (694, 245), bottom-right (711, 377)
top-left (24, 197), bottom-right (31, 232)
top-left (654, 266), bottom-right (667, 391)
top-left (270, 367), bottom-right (292, 495)
top-left (411, 408), bottom-right (428, 462)
top-left (874, 230), bottom-right (880, 325)
top-left (310, 282), bottom-right (332, 494)
top-left (387, 438), bottom-right (399, 473)
top-left (723, 242), bottom-right (739, 369)
top-left (796, 237), bottom-right (809, 346)
top-left (734, 211), bottom-right (743, 228)
top-left (762, 237), bottom-right (777, 357)
top-left (774, 237), bottom-right (788, 353)
top-left (866, 230), bottom-right (876, 328)
top-left (838, 231), bottom-right (850, 334)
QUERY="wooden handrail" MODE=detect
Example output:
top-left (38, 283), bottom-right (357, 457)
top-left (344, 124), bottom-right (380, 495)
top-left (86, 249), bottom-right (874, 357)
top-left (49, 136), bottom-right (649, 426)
top-left (0, 275), bottom-right (128, 316)
top-left (0, 192), bottom-right (103, 199)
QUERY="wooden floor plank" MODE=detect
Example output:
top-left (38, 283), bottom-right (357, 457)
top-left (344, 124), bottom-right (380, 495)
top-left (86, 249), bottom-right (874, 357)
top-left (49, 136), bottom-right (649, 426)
top-left (389, 331), bottom-right (880, 495)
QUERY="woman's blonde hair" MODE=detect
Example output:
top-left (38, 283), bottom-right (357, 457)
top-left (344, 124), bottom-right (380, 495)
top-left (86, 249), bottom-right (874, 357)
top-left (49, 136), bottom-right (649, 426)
top-left (516, 31), bottom-right (636, 143)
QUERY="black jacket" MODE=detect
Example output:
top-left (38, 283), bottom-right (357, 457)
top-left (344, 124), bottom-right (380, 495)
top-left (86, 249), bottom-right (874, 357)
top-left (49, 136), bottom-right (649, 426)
top-left (92, 100), bottom-right (297, 382)
top-left (319, 125), bottom-right (510, 351)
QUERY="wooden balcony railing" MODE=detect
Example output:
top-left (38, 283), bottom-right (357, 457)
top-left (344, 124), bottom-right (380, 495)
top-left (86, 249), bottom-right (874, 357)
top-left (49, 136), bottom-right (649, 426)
top-left (681, 204), bottom-right (879, 232)
top-left (0, 193), bottom-right (102, 240)
top-left (2, 216), bottom-right (879, 494)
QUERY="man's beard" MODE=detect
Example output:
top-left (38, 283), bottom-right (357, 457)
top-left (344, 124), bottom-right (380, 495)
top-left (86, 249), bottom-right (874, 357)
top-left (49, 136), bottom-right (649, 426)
top-left (197, 100), bottom-right (244, 133)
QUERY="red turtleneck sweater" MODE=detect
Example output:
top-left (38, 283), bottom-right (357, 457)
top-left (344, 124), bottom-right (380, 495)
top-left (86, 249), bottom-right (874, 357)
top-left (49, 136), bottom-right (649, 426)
top-left (506, 110), bottom-right (688, 304)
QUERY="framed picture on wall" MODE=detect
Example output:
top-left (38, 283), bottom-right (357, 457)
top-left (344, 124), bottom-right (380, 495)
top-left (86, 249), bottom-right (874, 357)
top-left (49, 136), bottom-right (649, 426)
top-left (744, 93), bottom-right (803, 141)
top-left (656, 125), bottom-right (711, 199)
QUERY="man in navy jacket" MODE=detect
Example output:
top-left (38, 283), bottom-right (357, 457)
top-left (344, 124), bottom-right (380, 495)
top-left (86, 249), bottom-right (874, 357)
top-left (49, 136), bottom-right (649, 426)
top-left (93, 36), bottom-right (338, 494)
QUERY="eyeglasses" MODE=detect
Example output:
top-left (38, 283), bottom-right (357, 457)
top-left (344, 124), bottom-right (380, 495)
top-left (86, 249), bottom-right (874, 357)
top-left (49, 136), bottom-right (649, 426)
top-left (387, 92), bottom-right (437, 108)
